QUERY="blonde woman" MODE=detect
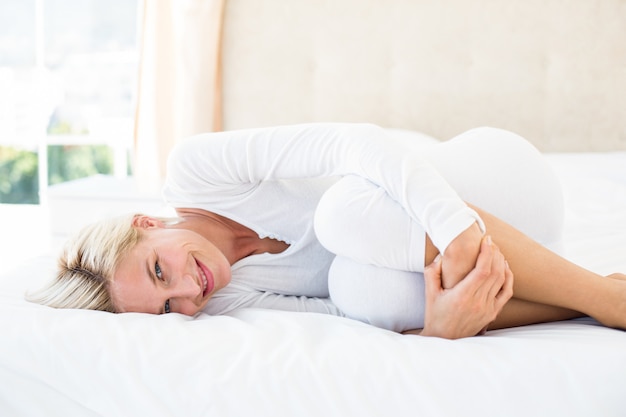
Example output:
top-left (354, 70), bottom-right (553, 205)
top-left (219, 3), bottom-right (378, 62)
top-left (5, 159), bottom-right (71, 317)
top-left (30, 124), bottom-right (626, 339)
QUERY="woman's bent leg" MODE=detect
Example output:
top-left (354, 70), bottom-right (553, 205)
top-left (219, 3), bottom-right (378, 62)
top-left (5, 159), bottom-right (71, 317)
top-left (490, 299), bottom-right (583, 329)
top-left (318, 127), bottom-right (626, 330)
top-left (469, 205), bottom-right (626, 329)
top-left (315, 175), bottom-right (431, 332)
top-left (421, 128), bottom-right (600, 327)
top-left (316, 176), bottom-right (582, 331)
top-left (327, 256), bottom-right (426, 332)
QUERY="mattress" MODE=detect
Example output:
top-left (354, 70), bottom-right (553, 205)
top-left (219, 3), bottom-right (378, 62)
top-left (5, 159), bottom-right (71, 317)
top-left (1, 147), bottom-right (626, 417)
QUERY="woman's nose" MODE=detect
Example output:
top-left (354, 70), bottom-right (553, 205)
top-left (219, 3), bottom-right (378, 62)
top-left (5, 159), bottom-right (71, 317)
top-left (167, 272), bottom-right (203, 316)
top-left (171, 272), bottom-right (201, 298)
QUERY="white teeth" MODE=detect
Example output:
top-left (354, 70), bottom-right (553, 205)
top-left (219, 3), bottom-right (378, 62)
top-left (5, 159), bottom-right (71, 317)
top-left (199, 267), bottom-right (207, 292)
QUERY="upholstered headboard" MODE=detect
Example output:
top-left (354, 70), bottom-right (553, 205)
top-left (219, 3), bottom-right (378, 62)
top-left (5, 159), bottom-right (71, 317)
top-left (220, 0), bottom-right (626, 151)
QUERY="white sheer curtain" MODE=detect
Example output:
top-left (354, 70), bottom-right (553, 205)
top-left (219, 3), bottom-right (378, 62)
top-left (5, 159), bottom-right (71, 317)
top-left (133, 0), bottom-right (225, 193)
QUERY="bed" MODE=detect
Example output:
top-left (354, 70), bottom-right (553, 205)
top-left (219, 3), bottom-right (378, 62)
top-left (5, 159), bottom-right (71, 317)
top-left (2, 1), bottom-right (626, 416)
top-left (2, 140), bottom-right (626, 417)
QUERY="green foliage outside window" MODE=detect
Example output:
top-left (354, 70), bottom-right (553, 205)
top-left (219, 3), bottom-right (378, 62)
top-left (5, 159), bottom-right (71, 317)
top-left (0, 144), bottom-right (115, 204)
top-left (0, 147), bottom-right (39, 204)
top-left (47, 145), bottom-right (113, 186)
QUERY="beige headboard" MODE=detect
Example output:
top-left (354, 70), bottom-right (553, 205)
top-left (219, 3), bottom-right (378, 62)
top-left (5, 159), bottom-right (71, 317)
top-left (220, 0), bottom-right (626, 151)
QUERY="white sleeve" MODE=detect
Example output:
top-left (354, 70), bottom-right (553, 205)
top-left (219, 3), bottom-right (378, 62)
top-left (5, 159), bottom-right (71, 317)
top-left (164, 123), bottom-right (483, 253)
top-left (203, 281), bottom-right (345, 317)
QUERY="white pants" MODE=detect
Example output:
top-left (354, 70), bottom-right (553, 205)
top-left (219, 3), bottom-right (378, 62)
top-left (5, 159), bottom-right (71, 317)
top-left (314, 127), bottom-right (564, 332)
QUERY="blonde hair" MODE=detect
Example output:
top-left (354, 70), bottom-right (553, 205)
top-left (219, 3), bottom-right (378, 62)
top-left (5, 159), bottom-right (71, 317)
top-left (27, 214), bottom-right (142, 312)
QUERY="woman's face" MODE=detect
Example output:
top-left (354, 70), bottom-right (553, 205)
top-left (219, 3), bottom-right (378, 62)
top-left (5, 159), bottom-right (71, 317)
top-left (111, 221), bottom-right (231, 316)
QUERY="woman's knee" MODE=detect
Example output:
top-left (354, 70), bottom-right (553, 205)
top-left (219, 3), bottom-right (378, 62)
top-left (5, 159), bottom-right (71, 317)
top-left (314, 176), bottom-right (362, 254)
top-left (314, 175), bottom-right (426, 270)
top-left (314, 175), bottom-right (389, 256)
top-left (328, 256), bottom-right (425, 332)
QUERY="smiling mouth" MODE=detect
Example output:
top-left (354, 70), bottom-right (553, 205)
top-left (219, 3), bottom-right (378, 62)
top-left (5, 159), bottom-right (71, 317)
top-left (195, 259), bottom-right (214, 298)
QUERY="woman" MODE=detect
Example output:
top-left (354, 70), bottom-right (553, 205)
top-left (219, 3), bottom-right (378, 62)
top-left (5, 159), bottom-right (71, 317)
top-left (30, 124), bottom-right (626, 339)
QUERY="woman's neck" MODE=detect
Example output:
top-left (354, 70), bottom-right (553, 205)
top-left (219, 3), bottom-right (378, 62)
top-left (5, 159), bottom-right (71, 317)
top-left (172, 208), bottom-right (288, 264)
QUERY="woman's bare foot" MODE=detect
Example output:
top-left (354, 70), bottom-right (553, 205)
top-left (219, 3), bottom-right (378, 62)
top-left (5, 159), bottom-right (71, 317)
top-left (593, 277), bottom-right (626, 329)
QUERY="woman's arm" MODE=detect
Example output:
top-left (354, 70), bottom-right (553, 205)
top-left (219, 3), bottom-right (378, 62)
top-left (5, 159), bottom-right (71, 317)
top-left (407, 236), bottom-right (514, 339)
top-left (203, 284), bottom-right (347, 317)
top-left (165, 123), bottom-right (483, 257)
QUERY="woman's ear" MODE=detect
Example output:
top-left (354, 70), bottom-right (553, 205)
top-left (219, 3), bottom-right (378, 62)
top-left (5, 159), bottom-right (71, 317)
top-left (131, 215), bottom-right (165, 229)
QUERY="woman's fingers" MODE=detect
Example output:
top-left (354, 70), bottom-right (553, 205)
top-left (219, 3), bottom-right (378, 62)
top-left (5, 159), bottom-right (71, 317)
top-left (460, 235), bottom-right (508, 299)
top-left (479, 240), bottom-right (514, 327)
top-left (458, 235), bottom-right (512, 329)
top-left (496, 260), bottom-right (514, 307)
top-left (455, 235), bottom-right (494, 293)
top-left (482, 240), bottom-right (513, 310)
top-left (423, 254), bottom-right (444, 300)
top-left (484, 243), bottom-right (507, 301)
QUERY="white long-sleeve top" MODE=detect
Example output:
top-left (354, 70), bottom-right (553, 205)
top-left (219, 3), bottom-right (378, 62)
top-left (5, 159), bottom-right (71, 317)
top-left (162, 123), bottom-right (482, 316)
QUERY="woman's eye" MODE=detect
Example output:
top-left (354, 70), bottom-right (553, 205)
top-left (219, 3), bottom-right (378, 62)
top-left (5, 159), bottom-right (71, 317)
top-left (155, 262), bottom-right (163, 280)
top-left (164, 299), bottom-right (171, 314)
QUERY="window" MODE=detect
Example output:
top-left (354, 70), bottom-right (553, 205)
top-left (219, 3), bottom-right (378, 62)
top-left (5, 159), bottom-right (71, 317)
top-left (0, 0), bottom-right (138, 204)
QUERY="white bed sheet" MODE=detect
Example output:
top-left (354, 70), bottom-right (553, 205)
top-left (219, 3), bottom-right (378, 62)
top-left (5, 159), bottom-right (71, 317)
top-left (1, 148), bottom-right (626, 417)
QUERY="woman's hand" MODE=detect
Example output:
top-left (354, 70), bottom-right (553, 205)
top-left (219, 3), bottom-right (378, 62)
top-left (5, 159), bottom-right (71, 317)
top-left (419, 235), bottom-right (514, 339)
top-left (441, 222), bottom-right (483, 289)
